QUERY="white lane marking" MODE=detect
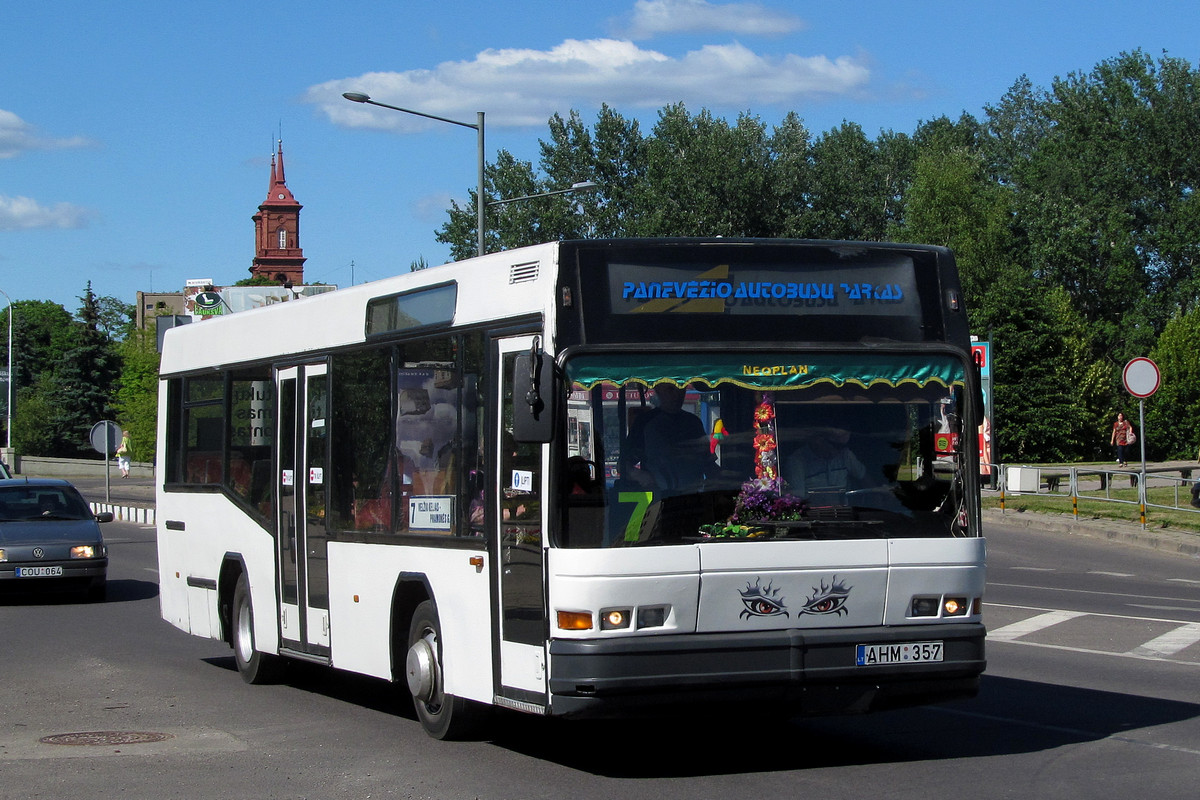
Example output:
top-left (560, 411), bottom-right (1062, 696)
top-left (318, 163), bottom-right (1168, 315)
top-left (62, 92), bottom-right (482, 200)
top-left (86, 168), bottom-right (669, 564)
top-left (988, 610), bottom-right (1087, 641)
top-left (1130, 622), bottom-right (1200, 658)
top-left (1088, 571), bottom-right (1134, 578)
top-left (989, 581), bottom-right (1200, 608)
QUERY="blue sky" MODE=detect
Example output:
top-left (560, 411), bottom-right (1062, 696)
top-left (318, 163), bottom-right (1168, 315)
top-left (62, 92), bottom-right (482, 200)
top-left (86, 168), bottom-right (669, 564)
top-left (2, 0), bottom-right (1198, 313)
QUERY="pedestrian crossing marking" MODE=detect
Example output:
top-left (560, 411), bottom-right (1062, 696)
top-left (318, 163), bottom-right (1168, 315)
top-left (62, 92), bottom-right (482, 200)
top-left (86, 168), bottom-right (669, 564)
top-left (988, 610), bottom-right (1087, 641)
top-left (988, 604), bottom-right (1200, 665)
top-left (1130, 622), bottom-right (1200, 658)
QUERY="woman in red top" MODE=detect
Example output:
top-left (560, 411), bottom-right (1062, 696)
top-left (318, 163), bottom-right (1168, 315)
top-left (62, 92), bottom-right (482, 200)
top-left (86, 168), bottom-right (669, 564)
top-left (1110, 412), bottom-right (1133, 467)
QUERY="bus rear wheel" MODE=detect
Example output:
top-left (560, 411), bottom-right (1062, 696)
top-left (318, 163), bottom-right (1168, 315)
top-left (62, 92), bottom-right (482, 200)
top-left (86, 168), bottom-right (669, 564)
top-left (231, 573), bottom-right (284, 685)
top-left (406, 600), bottom-right (489, 740)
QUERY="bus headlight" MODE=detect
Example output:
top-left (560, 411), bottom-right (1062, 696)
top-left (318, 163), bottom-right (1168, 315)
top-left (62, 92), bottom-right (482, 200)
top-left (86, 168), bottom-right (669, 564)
top-left (910, 595), bottom-right (974, 618)
top-left (943, 597), bottom-right (969, 616)
top-left (601, 609), bottom-right (631, 630)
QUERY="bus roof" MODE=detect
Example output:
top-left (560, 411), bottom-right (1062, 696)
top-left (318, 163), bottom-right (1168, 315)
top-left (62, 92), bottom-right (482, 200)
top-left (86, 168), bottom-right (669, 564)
top-left (158, 241), bottom-right (561, 376)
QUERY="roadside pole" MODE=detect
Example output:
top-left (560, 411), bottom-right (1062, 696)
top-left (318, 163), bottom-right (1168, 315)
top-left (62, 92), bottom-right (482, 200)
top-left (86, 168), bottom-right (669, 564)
top-left (88, 420), bottom-right (122, 503)
top-left (1123, 358), bottom-right (1161, 530)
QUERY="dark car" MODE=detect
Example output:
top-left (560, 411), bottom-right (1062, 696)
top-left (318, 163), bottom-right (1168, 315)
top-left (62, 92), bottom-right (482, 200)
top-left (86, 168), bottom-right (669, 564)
top-left (0, 478), bottom-right (112, 602)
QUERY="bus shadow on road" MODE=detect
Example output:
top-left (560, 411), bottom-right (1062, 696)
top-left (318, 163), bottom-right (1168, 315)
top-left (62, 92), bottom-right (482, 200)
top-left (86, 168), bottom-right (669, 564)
top-left (201, 656), bottom-right (415, 720)
top-left (0, 578), bottom-right (158, 606)
top-left (487, 674), bottom-right (1200, 777)
top-left (185, 658), bottom-right (1200, 776)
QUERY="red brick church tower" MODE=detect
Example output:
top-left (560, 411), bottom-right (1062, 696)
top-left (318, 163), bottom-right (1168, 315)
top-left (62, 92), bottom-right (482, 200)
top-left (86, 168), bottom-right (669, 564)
top-left (250, 141), bottom-right (306, 284)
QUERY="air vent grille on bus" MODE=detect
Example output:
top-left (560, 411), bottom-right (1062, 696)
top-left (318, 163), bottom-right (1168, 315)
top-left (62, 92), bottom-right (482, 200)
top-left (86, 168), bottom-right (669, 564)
top-left (509, 261), bottom-right (540, 284)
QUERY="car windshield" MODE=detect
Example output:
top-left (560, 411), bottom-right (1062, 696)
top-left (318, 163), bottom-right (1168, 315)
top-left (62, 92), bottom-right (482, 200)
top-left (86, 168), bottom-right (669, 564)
top-left (557, 351), bottom-right (974, 547)
top-left (0, 486), bottom-right (92, 521)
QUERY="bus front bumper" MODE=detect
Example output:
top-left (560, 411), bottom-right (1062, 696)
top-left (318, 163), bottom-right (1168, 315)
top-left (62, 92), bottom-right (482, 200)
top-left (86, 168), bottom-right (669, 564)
top-left (546, 623), bottom-right (985, 719)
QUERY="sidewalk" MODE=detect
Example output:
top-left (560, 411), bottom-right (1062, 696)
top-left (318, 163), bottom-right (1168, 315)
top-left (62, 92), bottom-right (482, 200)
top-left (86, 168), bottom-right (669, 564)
top-left (984, 508), bottom-right (1200, 558)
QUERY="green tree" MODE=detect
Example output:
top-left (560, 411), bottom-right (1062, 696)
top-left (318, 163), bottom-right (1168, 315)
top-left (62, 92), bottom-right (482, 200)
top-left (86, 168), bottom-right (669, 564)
top-left (49, 284), bottom-right (121, 457)
top-left (801, 122), bottom-right (890, 240)
top-left (636, 104), bottom-right (777, 237)
top-left (96, 295), bottom-right (135, 342)
top-left (114, 326), bottom-right (160, 463)
top-left (0, 300), bottom-right (75, 389)
top-left (769, 111), bottom-right (814, 238)
top-left (12, 373), bottom-right (59, 456)
top-left (1148, 308), bottom-right (1200, 459)
top-left (985, 275), bottom-right (1093, 462)
top-left (584, 104), bottom-right (646, 238)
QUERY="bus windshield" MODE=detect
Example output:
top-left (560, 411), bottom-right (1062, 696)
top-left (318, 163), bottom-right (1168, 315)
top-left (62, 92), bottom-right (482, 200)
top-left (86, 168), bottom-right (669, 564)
top-left (559, 351), bottom-right (971, 547)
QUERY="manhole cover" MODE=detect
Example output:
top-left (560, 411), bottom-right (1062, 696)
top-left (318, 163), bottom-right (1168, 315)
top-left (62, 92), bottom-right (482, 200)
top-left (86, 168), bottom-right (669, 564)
top-left (39, 731), bottom-right (175, 746)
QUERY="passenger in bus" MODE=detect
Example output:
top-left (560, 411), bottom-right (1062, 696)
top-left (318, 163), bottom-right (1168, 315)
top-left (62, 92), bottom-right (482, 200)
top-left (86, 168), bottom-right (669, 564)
top-left (628, 383), bottom-right (715, 491)
top-left (784, 428), bottom-right (866, 503)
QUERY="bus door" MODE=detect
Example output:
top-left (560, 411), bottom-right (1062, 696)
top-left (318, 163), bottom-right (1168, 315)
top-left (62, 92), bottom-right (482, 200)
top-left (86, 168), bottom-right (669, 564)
top-left (275, 363), bottom-right (332, 657)
top-left (494, 336), bottom-right (548, 702)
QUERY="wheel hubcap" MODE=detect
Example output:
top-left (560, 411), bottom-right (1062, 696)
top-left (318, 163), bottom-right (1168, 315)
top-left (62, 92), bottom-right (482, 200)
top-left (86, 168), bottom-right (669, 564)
top-left (406, 632), bottom-right (438, 702)
top-left (236, 602), bottom-right (254, 663)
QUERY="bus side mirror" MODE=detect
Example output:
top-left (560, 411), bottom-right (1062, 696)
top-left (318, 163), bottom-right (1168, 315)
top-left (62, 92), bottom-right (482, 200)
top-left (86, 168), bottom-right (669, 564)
top-left (513, 349), bottom-right (557, 443)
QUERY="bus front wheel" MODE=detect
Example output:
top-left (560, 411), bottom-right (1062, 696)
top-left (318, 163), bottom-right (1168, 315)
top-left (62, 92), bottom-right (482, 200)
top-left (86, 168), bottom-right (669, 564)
top-left (231, 574), bottom-right (284, 685)
top-left (405, 600), bottom-right (489, 739)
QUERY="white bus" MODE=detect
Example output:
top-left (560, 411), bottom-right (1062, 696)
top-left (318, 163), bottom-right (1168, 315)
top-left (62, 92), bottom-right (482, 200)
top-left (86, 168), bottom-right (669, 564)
top-left (157, 238), bottom-right (986, 739)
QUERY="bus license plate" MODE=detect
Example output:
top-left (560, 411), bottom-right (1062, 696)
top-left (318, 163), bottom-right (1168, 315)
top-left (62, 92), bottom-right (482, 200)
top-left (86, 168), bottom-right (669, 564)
top-left (16, 566), bottom-right (63, 578)
top-left (856, 641), bottom-right (943, 666)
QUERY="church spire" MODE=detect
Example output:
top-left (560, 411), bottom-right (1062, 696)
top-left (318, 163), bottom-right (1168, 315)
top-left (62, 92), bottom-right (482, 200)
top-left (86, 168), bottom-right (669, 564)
top-left (250, 140), bottom-right (305, 283)
top-left (264, 140), bottom-right (297, 206)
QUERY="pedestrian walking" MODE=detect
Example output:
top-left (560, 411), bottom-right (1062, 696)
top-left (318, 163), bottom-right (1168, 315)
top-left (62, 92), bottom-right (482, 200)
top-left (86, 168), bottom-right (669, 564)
top-left (117, 430), bottom-right (132, 478)
top-left (1110, 412), bottom-right (1134, 467)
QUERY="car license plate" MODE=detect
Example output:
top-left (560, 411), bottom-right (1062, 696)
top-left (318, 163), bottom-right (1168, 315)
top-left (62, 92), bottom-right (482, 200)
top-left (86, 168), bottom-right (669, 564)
top-left (15, 566), bottom-right (64, 578)
top-left (856, 641), bottom-right (943, 666)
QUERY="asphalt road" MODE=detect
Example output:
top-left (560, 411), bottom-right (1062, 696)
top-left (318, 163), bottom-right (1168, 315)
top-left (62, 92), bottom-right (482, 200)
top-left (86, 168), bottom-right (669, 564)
top-left (0, 516), bottom-right (1197, 799)
top-left (66, 472), bottom-right (156, 508)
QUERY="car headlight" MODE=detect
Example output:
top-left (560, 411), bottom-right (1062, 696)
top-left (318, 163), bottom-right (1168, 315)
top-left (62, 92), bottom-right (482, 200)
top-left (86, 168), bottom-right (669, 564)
top-left (70, 545), bottom-right (97, 559)
top-left (0, 548), bottom-right (6, 562)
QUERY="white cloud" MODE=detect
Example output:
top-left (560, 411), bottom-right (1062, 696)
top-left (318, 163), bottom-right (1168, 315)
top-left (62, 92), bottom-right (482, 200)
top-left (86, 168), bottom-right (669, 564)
top-left (306, 38), bottom-right (867, 131)
top-left (0, 109), bottom-right (92, 159)
top-left (0, 194), bottom-right (94, 231)
top-left (620, 0), bottom-right (805, 39)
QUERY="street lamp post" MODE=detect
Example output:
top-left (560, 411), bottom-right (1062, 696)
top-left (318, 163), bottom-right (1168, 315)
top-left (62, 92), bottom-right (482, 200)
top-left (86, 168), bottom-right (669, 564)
top-left (343, 92), bottom-right (486, 257)
top-left (0, 287), bottom-right (12, 452)
top-left (486, 181), bottom-right (598, 208)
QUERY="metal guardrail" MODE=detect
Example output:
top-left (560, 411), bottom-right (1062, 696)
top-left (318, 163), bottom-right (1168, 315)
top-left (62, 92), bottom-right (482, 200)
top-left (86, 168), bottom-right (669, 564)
top-left (988, 462), bottom-right (1200, 528)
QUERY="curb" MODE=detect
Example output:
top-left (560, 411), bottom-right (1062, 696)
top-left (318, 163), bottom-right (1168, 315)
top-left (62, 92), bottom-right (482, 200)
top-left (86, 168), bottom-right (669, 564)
top-left (984, 509), bottom-right (1200, 558)
top-left (90, 502), bottom-right (156, 525)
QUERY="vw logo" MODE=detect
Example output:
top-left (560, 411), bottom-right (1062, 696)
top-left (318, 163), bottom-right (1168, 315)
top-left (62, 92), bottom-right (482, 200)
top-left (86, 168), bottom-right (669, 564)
top-left (33, 547), bottom-right (45, 559)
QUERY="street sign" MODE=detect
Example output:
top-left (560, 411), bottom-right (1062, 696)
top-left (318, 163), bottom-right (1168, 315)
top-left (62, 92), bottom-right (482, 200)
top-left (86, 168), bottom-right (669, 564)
top-left (1122, 357), bottom-right (1160, 398)
top-left (90, 420), bottom-right (123, 455)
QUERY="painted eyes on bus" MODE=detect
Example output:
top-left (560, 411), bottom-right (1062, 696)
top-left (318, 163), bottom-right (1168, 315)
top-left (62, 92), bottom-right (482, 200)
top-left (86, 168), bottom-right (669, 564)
top-left (739, 580), bottom-right (788, 619)
top-left (798, 579), bottom-right (852, 617)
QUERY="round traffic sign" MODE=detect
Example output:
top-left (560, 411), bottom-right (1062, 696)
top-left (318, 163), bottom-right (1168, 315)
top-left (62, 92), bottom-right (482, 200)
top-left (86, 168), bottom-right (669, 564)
top-left (1122, 357), bottom-right (1160, 398)
top-left (89, 420), bottom-right (123, 455)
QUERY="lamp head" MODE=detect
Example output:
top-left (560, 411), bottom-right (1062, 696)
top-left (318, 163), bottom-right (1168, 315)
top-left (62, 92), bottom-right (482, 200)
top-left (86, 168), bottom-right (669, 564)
top-left (342, 92), bottom-right (371, 103)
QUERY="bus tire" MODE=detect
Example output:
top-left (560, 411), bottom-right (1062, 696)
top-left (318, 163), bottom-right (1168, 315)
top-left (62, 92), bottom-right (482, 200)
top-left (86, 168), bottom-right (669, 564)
top-left (231, 573), bottom-right (284, 685)
top-left (406, 600), bottom-right (489, 740)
